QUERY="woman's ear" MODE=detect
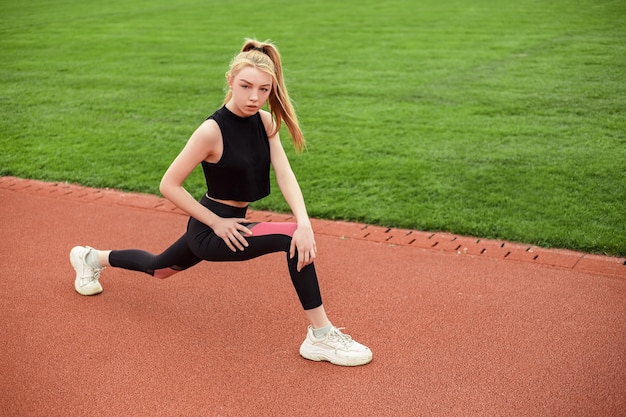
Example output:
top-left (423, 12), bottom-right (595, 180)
top-left (226, 74), bottom-right (233, 89)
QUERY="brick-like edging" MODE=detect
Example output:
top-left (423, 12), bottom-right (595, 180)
top-left (2, 176), bottom-right (624, 278)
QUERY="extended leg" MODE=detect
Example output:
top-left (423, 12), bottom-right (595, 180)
top-left (70, 234), bottom-right (201, 296)
top-left (108, 234), bottom-right (201, 278)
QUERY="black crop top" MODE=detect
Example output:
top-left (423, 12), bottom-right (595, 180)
top-left (201, 106), bottom-right (271, 202)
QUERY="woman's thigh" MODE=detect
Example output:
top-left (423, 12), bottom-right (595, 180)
top-left (187, 219), bottom-right (297, 262)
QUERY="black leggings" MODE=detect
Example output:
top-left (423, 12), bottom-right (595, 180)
top-left (109, 195), bottom-right (322, 310)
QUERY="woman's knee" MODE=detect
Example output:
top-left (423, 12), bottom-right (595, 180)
top-left (152, 267), bottom-right (181, 279)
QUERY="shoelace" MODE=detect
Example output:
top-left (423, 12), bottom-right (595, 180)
top-left (91, 268), bottom-right (103, 282)
top-left (327, 327), bottom-right (354, 346)
top-left (82, 267), bottom-right (103, 282)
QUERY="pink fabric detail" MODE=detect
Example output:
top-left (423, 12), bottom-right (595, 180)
top-left (153, 268), bottom-right (179, 279)
top-left (249, 222), bottom-right (297, 237)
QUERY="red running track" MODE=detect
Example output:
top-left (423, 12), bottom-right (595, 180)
top-left (1, 176), bottom-right (625, 417)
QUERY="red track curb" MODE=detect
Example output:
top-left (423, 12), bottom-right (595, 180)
top-left (2, 176), bottom-right (624, 278)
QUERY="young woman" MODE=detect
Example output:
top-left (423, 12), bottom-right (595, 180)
top-left (70, 39), bottom-right (372, 367)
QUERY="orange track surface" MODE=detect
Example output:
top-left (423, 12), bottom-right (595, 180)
top-left (1, 176), bottom-right (625, 417)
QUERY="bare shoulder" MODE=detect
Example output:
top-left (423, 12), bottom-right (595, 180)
top-left (185, 118), bottom-right (223, 162)
top-left (189, 118), bottom-right (221, 146)
top-left (194, 118), bottom-right (220, 140)
top-left (259, 110), bottom-right (277, 138)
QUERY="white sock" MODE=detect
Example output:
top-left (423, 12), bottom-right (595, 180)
top-left (312, 322), bottom-right (333, 338)
top-left (86, 249), bottom-right (101, 269)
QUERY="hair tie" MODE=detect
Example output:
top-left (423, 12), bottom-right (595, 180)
top-left (251, 46), bottom-right (267, 55)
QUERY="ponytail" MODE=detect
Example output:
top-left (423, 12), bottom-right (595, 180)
top-left (225, 39), bottom-right (306, 152)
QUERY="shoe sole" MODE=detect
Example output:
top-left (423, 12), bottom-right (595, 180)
top-left (74, 282), bottom-right (103, 296)
top-left (299, 345), bottom-right (373, 367)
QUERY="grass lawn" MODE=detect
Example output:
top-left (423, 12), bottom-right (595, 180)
top-left (1, 0), bottom-right (625, 256)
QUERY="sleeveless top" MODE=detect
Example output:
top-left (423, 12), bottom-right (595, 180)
top-left (201, 106), bottom-right (271, 202)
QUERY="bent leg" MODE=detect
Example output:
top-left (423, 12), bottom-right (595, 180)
top-left (248, 222), bottom-right (322, 310)
top-left (188, 218), bottom-right (323, 309)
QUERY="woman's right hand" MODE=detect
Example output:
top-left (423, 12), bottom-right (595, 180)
top-left (211, 217), bottom-right (253, 252)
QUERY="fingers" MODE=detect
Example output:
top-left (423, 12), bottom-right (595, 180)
top-left (289, 240), bottom-right (296, 260)
top-left (236, 221), bottom-right (253, 236)
top-left (291, 226), bottom-right (317, 271)
top-left (226, 231), bottom-right (247, 252)
top-left (223, 219), bottom-right (252, 252)
top-left (296, 244), bottom-right (317, 272)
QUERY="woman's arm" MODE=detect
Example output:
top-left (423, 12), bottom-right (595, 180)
top-left (270, 136), bottom-right (311, 227)
top-left (263, 112), bottom-right (316, 271)
top-left (262, 112), bottom-right (310, 226)
top-left (159, 119), bottom-right (252, 251)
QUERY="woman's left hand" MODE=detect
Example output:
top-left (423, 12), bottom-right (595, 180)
top-left (289, 224), bottom-right (317, 272)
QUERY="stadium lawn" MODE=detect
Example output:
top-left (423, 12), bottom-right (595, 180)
top-left (1, 0), bottom-right (624, 255)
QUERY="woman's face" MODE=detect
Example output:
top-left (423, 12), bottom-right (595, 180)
top-left (227, 66), bottom-right (273, 117)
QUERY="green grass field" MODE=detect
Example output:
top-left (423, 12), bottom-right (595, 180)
top-left (1, 0), bottom-right (625, 256)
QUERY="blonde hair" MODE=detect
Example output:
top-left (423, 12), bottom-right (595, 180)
top-left (224, 39), bottom-right (305, 151)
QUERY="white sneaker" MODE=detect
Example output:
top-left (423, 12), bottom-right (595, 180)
top-left (299, 325), bottom-right (372, 366)
top-left (70, 246), bottom-right (103, 296)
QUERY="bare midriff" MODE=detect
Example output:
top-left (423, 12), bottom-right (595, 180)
top-left (207, 196), bottom-right (249, 208)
